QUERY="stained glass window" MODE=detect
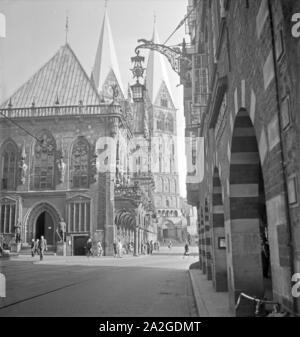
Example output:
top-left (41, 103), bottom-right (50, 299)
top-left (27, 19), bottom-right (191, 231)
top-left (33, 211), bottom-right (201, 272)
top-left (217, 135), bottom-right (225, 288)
top-left (156, 113), bottom-right (164, 131)
top-left (33, 132), bottom-right (56, 190)
top-left (71, 137), bottom-right (90, 189)
top-left (1, 141), bottom-right (18, 190)
top-left (166, 114), bottom-right (174, 132)
top-left (160, 98), bottom-right (168, 108)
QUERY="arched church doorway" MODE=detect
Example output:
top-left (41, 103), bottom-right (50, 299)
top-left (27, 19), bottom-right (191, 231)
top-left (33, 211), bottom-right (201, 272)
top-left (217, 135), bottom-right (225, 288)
top-left (162, 228), bottom-right (168, 239)
top-left (229, 109), bottom-right (272, 316)
top-left (26, 202), bottom-right (61, 246)
top-left (35, 211), bottom-right (54, 245)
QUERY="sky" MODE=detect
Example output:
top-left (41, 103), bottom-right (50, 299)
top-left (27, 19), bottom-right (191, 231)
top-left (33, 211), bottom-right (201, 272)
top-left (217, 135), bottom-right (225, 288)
top-left (0, 0), bottom-right (189, 197)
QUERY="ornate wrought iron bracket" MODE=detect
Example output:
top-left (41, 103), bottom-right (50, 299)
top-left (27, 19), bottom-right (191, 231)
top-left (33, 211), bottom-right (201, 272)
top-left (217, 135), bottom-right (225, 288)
top-left (135, 39), bottom-right (192, 76)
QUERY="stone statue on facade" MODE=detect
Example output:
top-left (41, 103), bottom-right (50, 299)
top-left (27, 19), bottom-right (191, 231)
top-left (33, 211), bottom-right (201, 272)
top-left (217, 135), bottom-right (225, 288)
top-left (57, 156), bottom-right (66, 183)
top-left (19, 143), bottom-right (28, 185)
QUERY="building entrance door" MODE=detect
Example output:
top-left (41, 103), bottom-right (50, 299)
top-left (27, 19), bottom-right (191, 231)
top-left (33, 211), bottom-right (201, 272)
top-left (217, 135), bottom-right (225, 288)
top-left (163, 228), bottom-right (168, 239)
top-left (73, 235), bottom-right (88, 256)
top-left (35, 211), bottom-right (54, 245)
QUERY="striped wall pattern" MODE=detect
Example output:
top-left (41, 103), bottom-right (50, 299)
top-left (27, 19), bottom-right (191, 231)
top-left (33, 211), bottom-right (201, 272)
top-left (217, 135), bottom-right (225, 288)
top-left (197, 208), bottom-right (203, 270)
top-left (229, 109), bottom-right (264, 315)
top-left (204, 198), bottom-right (213, 281)
top-left (213, 168), bottom-right (225, 228)
top-left (212, 168), bottom-right (228, 292)
top-left (199, 207), bottom-right (206, 274)
top-left (230, 110), bottom-right (261, 220)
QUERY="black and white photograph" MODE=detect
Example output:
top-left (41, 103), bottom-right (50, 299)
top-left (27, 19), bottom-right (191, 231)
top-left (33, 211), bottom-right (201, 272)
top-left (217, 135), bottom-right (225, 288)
top-left (0, 0), bottom-right (300, 327)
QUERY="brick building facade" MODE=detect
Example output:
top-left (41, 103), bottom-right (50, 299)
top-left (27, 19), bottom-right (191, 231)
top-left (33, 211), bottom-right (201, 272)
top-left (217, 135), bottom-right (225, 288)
top-left (182, 0), bottom-right (300, 316)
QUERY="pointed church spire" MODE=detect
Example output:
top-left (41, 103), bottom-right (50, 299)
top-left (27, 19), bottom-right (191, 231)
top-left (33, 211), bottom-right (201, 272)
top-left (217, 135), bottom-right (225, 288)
top-left (65, 13), bottom-right (69, 44)
top-left (91, 2), bottom-right (124, 99)
top-left (146, 18), bottom-right (173, 104)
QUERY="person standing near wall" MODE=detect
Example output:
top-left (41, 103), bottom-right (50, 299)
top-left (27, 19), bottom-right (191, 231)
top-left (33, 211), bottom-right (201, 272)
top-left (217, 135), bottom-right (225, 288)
top-left (31, 239), bottom-right (35, 257)
top-left (86, 237), bottom-right (92, 257)
top-left (113, 241), bottom-right (117, 257)
top-left (117, 239), bottom-right (123, 258)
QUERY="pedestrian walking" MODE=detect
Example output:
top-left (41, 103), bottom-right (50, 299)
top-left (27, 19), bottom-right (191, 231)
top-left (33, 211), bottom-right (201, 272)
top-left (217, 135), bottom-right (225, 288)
top-left (146, 241), bottom-right (150, 254)
top-left (141, 240), bottom-right (144, 254)
top-left (86, 237), bottom-right (93, 257)
top-left (113, 241), bottom-right (117, 257)
top-left (35, 239), bottom-right (40, 256)
top-left (15, 231), bottom-right (21, 244)
top-left (150, 240), bottom-right (153, 255)
top-left (261, 238), bottom-right (270, 278)
top-left (128, 242), bottom-right (133, 254)
top-left (38, 236), bottom-right (47, 261)
top-left (117, 239), bottom-right (123, 258)
top-left (96, 241), bottom-right (103, 257)
top-left (183, 242), bottom-right (190, 258)
top-left (31, 238), bottom-right (35, 257)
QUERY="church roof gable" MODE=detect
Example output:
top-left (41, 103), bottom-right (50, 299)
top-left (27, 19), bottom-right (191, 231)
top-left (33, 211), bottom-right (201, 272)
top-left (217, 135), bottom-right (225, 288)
top-left (100, 69), bottom-right (125, 101)
top-left (145, 24), bottom-right (174, 105)
top-left (1, 43), bottom-right (101, 109)
top-left (153, 81), bottom-right (175, 110)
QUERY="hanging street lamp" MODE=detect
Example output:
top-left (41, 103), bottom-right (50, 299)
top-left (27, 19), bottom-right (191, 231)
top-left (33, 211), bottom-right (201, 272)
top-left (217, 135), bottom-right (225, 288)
top-left (130, 50), bottom-right (146, 102)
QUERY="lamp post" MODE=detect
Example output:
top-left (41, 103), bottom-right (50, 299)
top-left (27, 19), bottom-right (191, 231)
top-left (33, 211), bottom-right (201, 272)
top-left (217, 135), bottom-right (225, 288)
top-left (130, 50), bottom-right (146, 256)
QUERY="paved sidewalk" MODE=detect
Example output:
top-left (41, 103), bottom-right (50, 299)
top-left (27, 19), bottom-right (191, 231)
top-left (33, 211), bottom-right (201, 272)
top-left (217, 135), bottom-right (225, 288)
top-left (189, 269), bottom-right (233, 317)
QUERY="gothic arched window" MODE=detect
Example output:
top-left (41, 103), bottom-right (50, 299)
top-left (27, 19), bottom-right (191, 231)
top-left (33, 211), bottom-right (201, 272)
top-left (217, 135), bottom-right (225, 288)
top-left (166, 114), bottom-right (174, 132)
top-left (156, 177), bottom-right (162, 192)
top-left (33, 132), bottom-right (56, 190)
top-left (159, 142), bottom-right (163, 173)
top-left (160, 97), bottom-right (168, 108)
top-left (164, 178), bottom-right (169, 193)
top-left (170, 179), bottom-right (176, 194)
top-left (71, 137), bottom-right (90, 189)
top-left (1, 141), bottom-right (18, 190)
top-left (0, 197), bottom-right (17, 234)
top-left (156, 113), bottom-right (164, 131)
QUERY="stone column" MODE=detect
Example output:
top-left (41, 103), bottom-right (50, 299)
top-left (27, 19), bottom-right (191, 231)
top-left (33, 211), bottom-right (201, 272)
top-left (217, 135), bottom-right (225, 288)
top-left (104, 171), bottom-right (115, 256)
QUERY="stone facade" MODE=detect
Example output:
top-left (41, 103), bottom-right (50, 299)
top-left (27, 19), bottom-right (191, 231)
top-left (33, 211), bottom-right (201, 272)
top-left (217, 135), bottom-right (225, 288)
top-left (144, 23), bottom-right (184, 242)
top-left (0, 42), bottom-right (157, 256)
top-left (147, 83), bottom-right (182, 241)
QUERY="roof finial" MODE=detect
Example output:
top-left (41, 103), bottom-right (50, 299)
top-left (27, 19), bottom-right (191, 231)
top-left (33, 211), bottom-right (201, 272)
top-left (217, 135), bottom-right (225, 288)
top-left (153, 11), bottom-right (156, 25)
top-left (104, 0), bottom-right (109, 9)
top-left (65, 12), bottom-right (69, 44)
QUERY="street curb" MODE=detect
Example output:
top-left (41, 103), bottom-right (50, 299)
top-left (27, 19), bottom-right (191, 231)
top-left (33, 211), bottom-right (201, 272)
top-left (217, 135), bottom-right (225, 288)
top-left (188, 269), bottom-right (210, 317)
